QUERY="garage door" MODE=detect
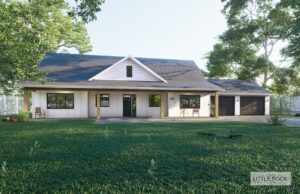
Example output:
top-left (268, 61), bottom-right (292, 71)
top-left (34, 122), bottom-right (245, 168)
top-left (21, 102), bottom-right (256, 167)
top-left (211, 96), bottom-right (235, 116)
top-left (240, 97), bottom-right (265, 115)
top-left (219, 96), bottom-right (235, 116)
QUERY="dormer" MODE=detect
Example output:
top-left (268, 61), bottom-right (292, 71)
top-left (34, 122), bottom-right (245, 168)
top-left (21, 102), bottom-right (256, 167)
top-left (89, 56), bottom-right (167, 82)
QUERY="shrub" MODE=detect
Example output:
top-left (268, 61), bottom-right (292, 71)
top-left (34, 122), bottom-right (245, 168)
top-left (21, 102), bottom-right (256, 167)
top-left (3, 112), bottom-right (29, 122)
top-left (16, 112), bottom-right (29, 121)
top-left (268, 114), bottom-right (285, 125)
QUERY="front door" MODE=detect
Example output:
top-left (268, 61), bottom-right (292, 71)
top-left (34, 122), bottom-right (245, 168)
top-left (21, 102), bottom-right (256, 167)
top-left (123, 94), bottom-right (136, 117)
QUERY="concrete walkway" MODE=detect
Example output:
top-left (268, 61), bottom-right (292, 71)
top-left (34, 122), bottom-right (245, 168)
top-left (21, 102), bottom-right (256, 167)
top-left (95, 116), bottom-right (269, 124)
top-left (284, 118), bottom-right (300, 127)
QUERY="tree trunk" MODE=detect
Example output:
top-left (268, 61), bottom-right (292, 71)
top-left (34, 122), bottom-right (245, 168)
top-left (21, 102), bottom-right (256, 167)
top-left (263, 65), bottom-right (269, 87)
top-left (262, 39), bottom-right (269, 87)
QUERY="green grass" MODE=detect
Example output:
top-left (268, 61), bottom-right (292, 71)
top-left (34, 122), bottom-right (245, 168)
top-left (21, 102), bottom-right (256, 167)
top-left (0, 120), bottom-right (299, 193)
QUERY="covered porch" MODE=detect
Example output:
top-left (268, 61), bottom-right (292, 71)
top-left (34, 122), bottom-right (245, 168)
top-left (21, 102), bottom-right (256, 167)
top-left (23, 88), bottom-right (220, 119)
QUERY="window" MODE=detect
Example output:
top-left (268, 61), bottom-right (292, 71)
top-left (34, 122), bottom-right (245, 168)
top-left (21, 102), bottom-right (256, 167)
top-left (180, 95), bottom-right (200, 109)
top-left (47, 93), bottom-right (74, 109)
top-left (95, 94), bottom-right (110, 107)
top-left (149, 94), bottom-right (161, 107)
top-left (126, 66), bottom-right (132, 77)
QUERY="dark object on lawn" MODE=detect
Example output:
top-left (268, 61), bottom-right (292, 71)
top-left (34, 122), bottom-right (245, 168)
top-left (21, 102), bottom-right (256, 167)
top-left (197, 132), bottom-right (216, 136)
top-left (227, 129), bottom-right (242, 138)
top-left (227, 134), bottom-right (242, 138)
top-left (295, 113), bottom-right (300, 117)
top-left (2, 117), bottom-right (19, 122)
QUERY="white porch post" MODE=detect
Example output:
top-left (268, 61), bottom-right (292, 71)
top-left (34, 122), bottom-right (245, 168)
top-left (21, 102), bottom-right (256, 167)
top-left (235, 96), bottom-right (240, 116)
top-left (265, 96), bottom-right (270, 115)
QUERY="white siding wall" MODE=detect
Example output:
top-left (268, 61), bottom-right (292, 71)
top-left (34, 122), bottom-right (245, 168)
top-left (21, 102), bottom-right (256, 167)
top-left (88, 91), bottom-right (161, 118)
top-left (168, 92), bottom-right (211, 117)
top-left (32, 90), bottom-right (88, 118)
top-left (292, 96), bottom-right (300, 113)
top-left (265, 96), bottom-right (270, 115)
top-left (234, 96), bottom-right (240, 116)
top-left (91, 58), bottom-right (161, 81)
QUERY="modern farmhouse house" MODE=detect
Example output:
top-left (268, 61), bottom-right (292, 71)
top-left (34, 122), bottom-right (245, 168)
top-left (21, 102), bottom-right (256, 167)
top-left (23, 53), bottom-right (271, 119)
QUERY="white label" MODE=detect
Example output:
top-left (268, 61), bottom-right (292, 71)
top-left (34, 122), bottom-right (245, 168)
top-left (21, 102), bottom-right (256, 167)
top-left (251, 172), bottom-right (291, 186)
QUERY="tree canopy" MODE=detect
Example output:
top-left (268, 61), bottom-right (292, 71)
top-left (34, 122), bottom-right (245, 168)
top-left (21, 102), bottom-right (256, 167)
top-left (0, 0), bottom-right (103, 94)
top-left (207, 0), bottom-right (299, 95)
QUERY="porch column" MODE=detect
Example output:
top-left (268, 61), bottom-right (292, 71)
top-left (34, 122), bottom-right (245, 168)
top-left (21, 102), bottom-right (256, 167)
top-left (214, 92), bottom-right (219, 117)
top-left (24, 89), bottom-right (29, 117)
top-left (160, 93), bottom-right (165, 118)
top-left (96, 91), bottom-right (101, 120)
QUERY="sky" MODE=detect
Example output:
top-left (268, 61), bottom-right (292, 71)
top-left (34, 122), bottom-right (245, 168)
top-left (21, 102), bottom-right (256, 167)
top-left (85, 0), bottom-right (227, 69)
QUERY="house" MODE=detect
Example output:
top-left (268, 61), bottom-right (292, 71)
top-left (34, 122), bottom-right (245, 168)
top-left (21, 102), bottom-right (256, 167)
top-left (22, 53), bottom-right (271, 119)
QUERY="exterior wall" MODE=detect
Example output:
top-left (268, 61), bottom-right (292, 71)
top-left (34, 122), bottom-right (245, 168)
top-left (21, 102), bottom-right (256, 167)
top-left (291, 96), bottom-right (300, 113)
top-left (31, 90), bottom-right (88, 118)
top-left (31, 90), bottom-right (271, 119)
top-left (88, 91), bottom-right (161, 118)
top-left (234, 96), bottom-right (240, 116)
top-left (91, 58), bottom-right (161, 81)
top-left (168, 92), bottom-right (211, 117)
top-left (265, 96), bottom-right (270, 115)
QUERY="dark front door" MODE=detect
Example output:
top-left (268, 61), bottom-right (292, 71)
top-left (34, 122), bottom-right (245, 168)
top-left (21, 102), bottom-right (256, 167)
top-left (240, 97), bottom-right (265, 115)
top-left (123, 94), bottom-right (136, 117)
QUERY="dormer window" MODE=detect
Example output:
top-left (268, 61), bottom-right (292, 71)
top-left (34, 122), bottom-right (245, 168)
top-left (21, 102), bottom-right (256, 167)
top-left (126, 66), bottom-right (132, 77)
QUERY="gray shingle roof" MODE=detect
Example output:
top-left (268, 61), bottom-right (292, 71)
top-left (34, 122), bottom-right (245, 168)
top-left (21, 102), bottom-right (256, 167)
top-left (209, 79), bottom-right (271, 95)
top-left (24, 53), bottom-right (223, 91)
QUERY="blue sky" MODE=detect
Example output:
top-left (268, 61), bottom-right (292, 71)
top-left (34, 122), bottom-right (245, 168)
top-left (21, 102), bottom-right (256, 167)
top-left (85, 0), bottom-right (227, 69)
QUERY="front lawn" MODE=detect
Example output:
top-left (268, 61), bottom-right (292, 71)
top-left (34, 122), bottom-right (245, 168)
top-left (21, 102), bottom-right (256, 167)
top-left (0, 120), bottom-right (299, 193)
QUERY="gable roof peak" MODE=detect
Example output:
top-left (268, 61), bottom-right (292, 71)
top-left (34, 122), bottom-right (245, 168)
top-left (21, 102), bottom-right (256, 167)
top-left (88, 55), bottom-right (168, 83)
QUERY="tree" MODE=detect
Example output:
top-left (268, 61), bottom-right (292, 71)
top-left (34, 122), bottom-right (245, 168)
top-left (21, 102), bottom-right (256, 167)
top-left (279, 0), bottom-right (300, 67)
top-left (270, 67), bottom-right (300, 95)
top-left (206, 41), bottom-right (263, 80)
top-left (69, 0), bottom-right (105, 23)
top-left (0, 0), bottom-right (94, 94)
top-left (207, 0), bottom-right (290, 86)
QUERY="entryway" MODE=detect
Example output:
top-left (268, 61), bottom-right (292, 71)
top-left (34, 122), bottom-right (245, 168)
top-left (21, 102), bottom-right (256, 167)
top-left (123, 94), bottom-right (137, 117)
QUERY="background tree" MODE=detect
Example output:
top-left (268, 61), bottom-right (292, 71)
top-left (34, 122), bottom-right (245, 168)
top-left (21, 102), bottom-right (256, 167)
top-left (0, 0), bottom-right (103, 94)
top-left (270, 67), bottom-right (300, 95)
top-left (207, 0), bottom-right (290, 87)
top-left (69, 0), bottom-right (105, 22)
top-left (279, 0), bottom-right (300, 67)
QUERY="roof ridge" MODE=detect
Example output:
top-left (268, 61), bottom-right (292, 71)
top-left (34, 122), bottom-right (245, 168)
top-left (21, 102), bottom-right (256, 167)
top-left (46, 52), bottom-right (195, 63)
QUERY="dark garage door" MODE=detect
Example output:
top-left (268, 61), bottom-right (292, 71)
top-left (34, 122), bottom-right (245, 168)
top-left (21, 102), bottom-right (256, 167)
top-left (241, 97), bottom-right (265, 115)
top-left (212, 96), bottom-right (235, 116)
top-left (219, 96), bottom-right (235, 116)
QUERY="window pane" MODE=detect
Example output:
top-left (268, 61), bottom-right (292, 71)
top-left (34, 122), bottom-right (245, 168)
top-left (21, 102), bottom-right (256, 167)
top-left (100, 94), bottom-right (109, 107)
top-left (149, 94), bottom-right (161, 107)
top-left (47, 94), bottom-right (56, 109)
top-left (127, 66), bottom-right (132, 77)
top-left (65, 94), bottom-right (74, 109)
top-left (180, 95), bottom-right (189, 108)
top-left (56, 94), bottom-right (65, 108)
top-left (190, 96), bottom-right (200, 108)
top-left (180, 95), bottom-right (200, 108)
top-left (132, 94), bottom-right (136, 117)
top-left (47, 93), bottom-right (74, 109)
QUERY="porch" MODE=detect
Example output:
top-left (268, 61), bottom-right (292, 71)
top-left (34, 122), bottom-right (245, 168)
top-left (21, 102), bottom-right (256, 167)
top-left (23, 88), bottom-right (220, 119)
